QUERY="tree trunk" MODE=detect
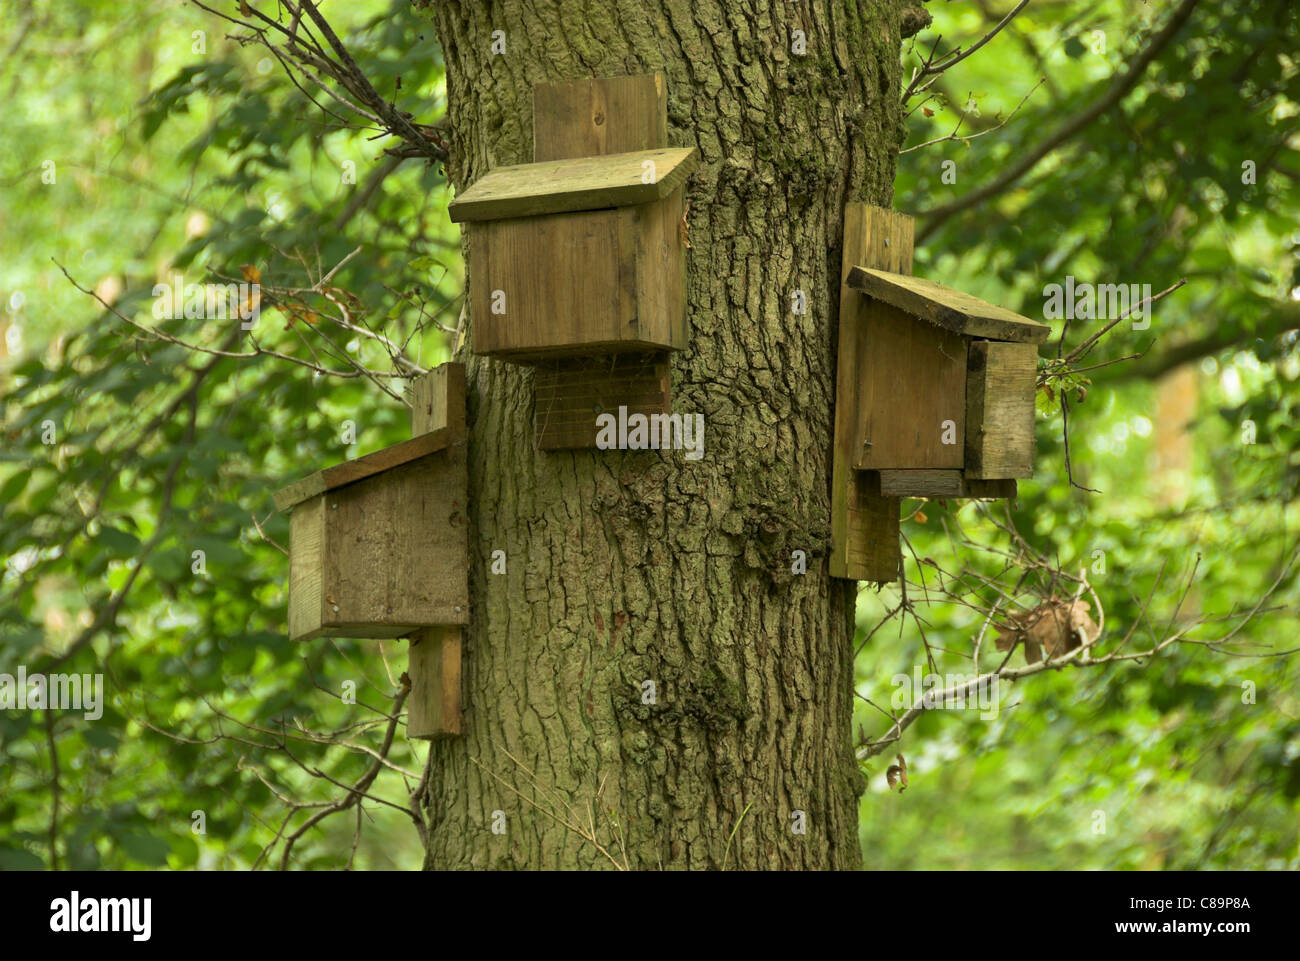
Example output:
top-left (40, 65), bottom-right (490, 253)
top-left (420, 0), bottom-right (904, 870)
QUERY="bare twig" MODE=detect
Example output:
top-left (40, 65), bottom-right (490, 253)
top-left (902, 0), bottom-right (1032, 104)
top-left (900, 77), bottom-right (1045, 154)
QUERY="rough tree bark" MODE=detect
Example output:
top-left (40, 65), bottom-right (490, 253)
top-left (419, 0), bottom-right (904, 869)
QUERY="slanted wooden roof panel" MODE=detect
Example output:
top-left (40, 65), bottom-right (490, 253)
top-left (846, 267), bottom-right (1051, 344)
top-left (447, 147), bottom-right (697, 222)
top-left (273, 427), bottom-right (454, 512)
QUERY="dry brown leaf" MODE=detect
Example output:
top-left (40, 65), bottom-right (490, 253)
top-left (886, 753), bottom-right (908, 793)
top-left (996, 597), bottom-right (1100, 664)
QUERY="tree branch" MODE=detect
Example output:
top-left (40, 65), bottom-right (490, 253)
top-left (902, 0), bottom-right (1032, 104)
top-left (915, 0), bottom-right (1201, 243)
top-left (1103, 298), bottom-right (1300, 383)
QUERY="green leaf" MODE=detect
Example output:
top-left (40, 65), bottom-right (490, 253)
top-left (95, 525), bottom-right (141, 555)
top-left (118, 831), bottom-right (172, 866)
top-left (0, 470), bottom-right (32, 504)
top-left (0, 846), bottom-right (45, 870)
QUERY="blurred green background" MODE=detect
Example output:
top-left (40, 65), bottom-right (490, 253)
top-left (1, 0), bottom-right (1297, 870)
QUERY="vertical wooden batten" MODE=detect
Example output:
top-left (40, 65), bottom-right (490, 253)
top-left (829, 204), bottom-right (912, 582)
top-left (530, 72), bottom-right (680, 450)
top-left (965, 340), bottom-right (1038, 479)
top-left (405, 362), bottom-right (468, 739)
top-left (408, 626), bottom-right (463, 738)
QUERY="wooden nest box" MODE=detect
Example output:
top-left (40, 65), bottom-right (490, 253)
top-left (448, 145), bottom-right (697, 361)
top-left (273, 365), bottom-right (469, 643)
top-left (845, 266), bottom-right (1049, 492)
top-left (445, 73), bottom-right (696, 451)
top-left (831, 204), bottom-right (1050, 583)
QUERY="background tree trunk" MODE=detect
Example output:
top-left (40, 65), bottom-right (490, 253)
top-left (420, 0), bottom-right (904, 869)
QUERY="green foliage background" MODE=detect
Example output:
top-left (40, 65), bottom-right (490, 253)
top-left (1, 0), bottom-right (1297, 870)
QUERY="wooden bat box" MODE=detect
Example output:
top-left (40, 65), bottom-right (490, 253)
top-left (830, 203), bottom-right (1050, 583)
top-left (273, 367), bottom-right (469, 643)
top-left (448, 146), bottom-right (697, 362)
top-left (844, 267), bottom-right (1049, 492)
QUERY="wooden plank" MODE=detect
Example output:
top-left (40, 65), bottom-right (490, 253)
top-left (534, 73), bottom-right (667, 162)
top-left (966, 341), bottom-right (1038, 479)
top-left (844, 470), bottom-right (900, 582)
top-left (470, 208), bottom-right (652, 357)
top-left (273, 427), bottom-right (453, 512)
top-left (316, 454), bottom-right (469, 638)
top-left (410, 361), bottom-right (466, 439)
top-left (830, 204), bottom-right (911, 582)
top-left (287, 495), bottom-right (324, 641)
top-left (875, 470), bottom-right (1017, 499)
top-left (408, 625), bottom-right (463, 739)
top-left (853, 305), bottom-right (967, 470)
top-left (847, 267), bottom-right (1050, 344)
top-left (534, 354), bottom-right (671, 449)
top-left (636, 189), bottom-right (688, 350)
top-left (404, 365), bottom-right (468, 737)
top-left (448, 147), bottom-right (697, 223)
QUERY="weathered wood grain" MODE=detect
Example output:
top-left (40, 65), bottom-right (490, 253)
top-left (535, 75), bottom-right (679, 355)
top-left (316, 452), bottom-right (469, 637)
top-left (468, 195), bottom-right (688, 359)
top-left (830, 204), bottom-right (910, 582)
top-left (410, 360), bottom-right (467, 439)
top-left (273, 427), bottom-right (454, 512)
top-left (533, 73), bottom-right (667, 162)
top-left (282, 364), bottom-right (470, 643)
top-left (847, 267), bottom-right (1050, 344)
top-left (841, 470), bottom-right (900, 582)
top-left (965, 341), bottom-right (1038, 478)
top-left (469, 207), bottom-right (642, 357)
top-left (448, 147), bottom-right (697, 223)
top-left (874, 469), bottom-right (1017, 499)
top-left (522, 73), bottom-right (678, 446)
top-left (404, 363), bottom-right (468, 737)
top-left (287, 495), bottom-right (324, 641)
top-left (284, 454), bottom-right (470, 642)
top-left (468, 71), bottom-right (689, 363)
top-left (408, 625), bottom-right (463, 739)
top-left (853, 304), bottom-right (967, 470)
top-left (635, 188), bottom-right (687, 350)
